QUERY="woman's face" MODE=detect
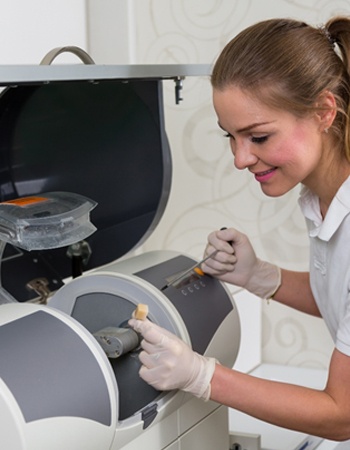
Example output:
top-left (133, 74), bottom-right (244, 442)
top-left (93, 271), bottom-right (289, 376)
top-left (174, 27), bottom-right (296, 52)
top-left (213, 86), bottom-right (326, 197)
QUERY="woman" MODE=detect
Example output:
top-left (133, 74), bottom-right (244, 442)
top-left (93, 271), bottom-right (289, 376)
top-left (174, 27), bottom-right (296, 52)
top-left (130, 17), bottom-right (350, 441)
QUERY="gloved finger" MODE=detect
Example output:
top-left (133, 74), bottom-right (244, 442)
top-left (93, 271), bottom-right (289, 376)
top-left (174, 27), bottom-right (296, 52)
top-left (139, 365), bottom-right (156, 384)
top-left (207, 229), bottom-right (235, 254)
top-left (141, 338), bottom-right (164, 353)
top-left (202, 260), bottom-right (236, 275)
top-left (139, 365), bottom-right (170, 391)
top-left (128, 317), bottom-right (151, 334)
top-left (141, 332), bottom-right (185, 360)
top-left (140, 340), bottom-right (169, 359)
top-left (129, 317), bottom-right (163, 336)
top-left (129, 318), bottom-right (174, 345)
top-left (202, 249), bottom-right (237, 274)
top-left (139, 349), bottom-right (165, 369)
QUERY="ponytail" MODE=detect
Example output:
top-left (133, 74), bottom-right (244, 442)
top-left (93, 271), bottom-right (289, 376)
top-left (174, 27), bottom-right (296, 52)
top-left (326, 17), bottom-right (350, 161)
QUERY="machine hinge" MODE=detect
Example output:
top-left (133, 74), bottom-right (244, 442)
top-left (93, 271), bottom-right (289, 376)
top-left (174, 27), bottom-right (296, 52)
top-left (141, 403), bottom-right (158, 429)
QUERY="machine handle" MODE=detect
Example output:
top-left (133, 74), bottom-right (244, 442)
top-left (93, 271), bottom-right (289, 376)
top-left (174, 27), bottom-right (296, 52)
top-left (40, 46), bottom-right (95, 65)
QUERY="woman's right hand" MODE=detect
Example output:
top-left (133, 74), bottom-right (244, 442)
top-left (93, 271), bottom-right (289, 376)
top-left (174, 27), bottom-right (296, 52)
top-left (201, 227), bottom-right (258, 285)
top-left (201, 227), bottom-right (281, 299)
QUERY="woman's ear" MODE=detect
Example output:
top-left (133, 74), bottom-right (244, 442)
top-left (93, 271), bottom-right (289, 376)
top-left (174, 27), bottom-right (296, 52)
top-left (315, 90), bottom-right (337, 132)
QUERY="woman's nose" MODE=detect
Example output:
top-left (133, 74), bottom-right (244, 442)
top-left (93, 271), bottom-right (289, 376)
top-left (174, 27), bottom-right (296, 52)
top-left (232, 144), bottom-right (258, 170)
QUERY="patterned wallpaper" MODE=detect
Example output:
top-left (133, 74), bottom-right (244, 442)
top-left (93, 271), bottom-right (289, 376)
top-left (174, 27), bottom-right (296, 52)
top-left (121, 0), bottom-right (350, 370)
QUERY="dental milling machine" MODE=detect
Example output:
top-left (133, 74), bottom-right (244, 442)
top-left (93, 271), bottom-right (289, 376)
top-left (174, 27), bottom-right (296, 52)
top-left (0, 47), bottom-right (241, 450)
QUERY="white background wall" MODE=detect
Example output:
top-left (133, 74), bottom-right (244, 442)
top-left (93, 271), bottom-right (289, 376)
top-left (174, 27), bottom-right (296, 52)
top-left (1, 0), bottom-right (349, 372)
top-left (0, 1), bottom-right (87, 64)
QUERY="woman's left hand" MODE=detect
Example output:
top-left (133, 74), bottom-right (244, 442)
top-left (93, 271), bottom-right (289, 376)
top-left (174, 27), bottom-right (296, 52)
top-left (128, 318), bottom-right (217, 401)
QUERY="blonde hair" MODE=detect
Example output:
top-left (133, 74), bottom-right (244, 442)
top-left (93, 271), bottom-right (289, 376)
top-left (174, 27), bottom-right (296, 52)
top-left (212, 17), bottom-right (350, 160)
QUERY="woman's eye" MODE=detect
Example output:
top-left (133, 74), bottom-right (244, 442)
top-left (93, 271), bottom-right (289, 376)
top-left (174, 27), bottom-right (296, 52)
top-left (224, 133), bottom-right (234, 139)
top-left (251, 135), bottom-right (268, 144)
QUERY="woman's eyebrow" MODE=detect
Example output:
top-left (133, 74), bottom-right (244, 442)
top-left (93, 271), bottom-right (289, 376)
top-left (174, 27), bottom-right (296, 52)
top-left (218, 121), bottom-right (274, 133)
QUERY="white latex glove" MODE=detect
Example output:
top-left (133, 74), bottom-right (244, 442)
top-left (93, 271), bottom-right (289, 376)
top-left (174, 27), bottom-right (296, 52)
top-left (202, 227), bottom-right (281, 299)
top-left (128, 318), bottom-right (217, 401)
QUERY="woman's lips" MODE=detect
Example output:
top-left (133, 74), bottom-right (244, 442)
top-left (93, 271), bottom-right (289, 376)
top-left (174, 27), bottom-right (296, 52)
top-left (254, 168), bottom-right (277, 182)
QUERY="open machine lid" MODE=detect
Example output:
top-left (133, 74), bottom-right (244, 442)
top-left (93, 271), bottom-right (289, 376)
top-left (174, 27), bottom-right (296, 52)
top-left (0, 62), bottom-right (210, 301)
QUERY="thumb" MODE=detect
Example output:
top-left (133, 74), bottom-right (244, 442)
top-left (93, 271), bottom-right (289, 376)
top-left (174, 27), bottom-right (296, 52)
top-left (129, 318), bottom-right (171, 345)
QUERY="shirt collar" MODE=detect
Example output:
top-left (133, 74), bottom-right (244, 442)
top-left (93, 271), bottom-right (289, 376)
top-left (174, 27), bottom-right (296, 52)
top-left (298, 176), bottom-right (350, 241)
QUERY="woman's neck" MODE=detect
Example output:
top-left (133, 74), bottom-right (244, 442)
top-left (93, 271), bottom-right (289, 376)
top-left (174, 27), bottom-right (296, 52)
top-left (303, 146), bottom-right (350, 219)
top-left (317, 163), bottom-right (350, 218)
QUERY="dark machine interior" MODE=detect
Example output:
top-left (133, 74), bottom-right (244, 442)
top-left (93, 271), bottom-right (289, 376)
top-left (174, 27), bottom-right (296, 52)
top-left (0, 79), bottom-right (171, 301)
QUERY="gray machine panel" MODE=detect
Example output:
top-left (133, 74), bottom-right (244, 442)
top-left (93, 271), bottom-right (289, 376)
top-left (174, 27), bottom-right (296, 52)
top-left (71, 292), bottom-right (160, 421)
top-left (135, 255), bottom-right (234, 354)
top-left (0, 311), bottom-right (111, 425)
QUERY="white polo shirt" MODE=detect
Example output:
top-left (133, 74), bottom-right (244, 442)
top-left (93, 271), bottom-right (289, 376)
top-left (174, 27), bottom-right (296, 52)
top-left (298, 175), bottom-right (350, 356)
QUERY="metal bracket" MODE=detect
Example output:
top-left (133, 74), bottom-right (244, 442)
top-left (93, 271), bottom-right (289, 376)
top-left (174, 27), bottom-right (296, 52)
top-left (174, 76), bottom-right (184, 104)
top-left (26, 277), bottom-right (51, 304)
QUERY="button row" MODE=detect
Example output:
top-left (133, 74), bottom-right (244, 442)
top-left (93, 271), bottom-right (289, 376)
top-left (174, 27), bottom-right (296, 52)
top-left (180, 280), bottom-right (206, 296)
